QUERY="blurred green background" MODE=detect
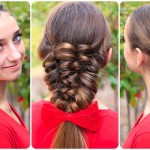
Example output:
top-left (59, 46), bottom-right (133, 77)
top-left (120, 1), bottom-right (150, 146)
top-left (32, 2), bottom-right (118, 112)
top-left (0, 1), bottom-right (30, 129)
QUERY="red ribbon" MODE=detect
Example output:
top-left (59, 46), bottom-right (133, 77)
top-left (41, 102), bottom-right (99, 131)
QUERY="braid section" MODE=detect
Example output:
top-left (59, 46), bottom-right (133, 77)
top-left (42, 43), bottom-right (106, 112)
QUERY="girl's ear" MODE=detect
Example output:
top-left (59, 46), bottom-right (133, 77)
top-left (135, 48), bottom-right (144, 67)
top-left (107, 48), bottom-right (112, 63)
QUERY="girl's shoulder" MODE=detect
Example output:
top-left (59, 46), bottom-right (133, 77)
top-left (97, 100), bottom-right (118, 120)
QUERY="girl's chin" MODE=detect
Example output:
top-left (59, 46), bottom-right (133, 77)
top-left (128, 66), bottom-right (139, 73)
top-left (0, 70), bottom-right (22, 81)
top-left (10, 72), bottom-right (22, 81)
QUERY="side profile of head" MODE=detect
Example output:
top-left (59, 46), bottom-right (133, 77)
top-left (124, 4), bottom-right (150, 73)
top-left (38, 2), bottom-right (111, 148)
top-left (0, 5), bottom-right (25, 81)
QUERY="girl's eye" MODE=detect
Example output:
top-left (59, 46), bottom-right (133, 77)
top-left (13, 33), bottom-right (22, 43)
top-left (0, 43), bottom-right (5, 51)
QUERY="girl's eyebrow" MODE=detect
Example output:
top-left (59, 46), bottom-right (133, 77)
top-left (13, 29), bottom-right (22, 37)
top-left (0, 28), bottom-right (22, 42)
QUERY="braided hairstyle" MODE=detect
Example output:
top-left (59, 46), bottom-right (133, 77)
top-left (38, 2), bottom-right (111, 148)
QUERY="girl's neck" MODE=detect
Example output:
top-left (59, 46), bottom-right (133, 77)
top-left (142, 72), bottom-right (150, 116)
top-left (0, 81), bottom-right (7, 103)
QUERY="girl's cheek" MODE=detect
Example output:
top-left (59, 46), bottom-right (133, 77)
top-left (19, 41), bottom-right (25, 60)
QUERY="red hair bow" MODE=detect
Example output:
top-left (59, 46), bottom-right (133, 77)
top-left (41, 102), bottom-right (99, 131)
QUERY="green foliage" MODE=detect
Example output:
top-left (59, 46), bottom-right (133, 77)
top-left (32, 2), bottom-right (60, 67)
top-left (120, 2), bottom-right (149, 107)
top-left (1, 2), bottom-right (30, 110)
top-left (96, 2), bottom-right (118, 90)
top-left (32, 1), bottom-right (118, 90)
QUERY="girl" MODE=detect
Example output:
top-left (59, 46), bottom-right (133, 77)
top-left (123, 4), bottom-right (150, 148)
top-left (32, 2), bottom-right (118, 148)
top-left (0, 4), bottom-right (29, 148)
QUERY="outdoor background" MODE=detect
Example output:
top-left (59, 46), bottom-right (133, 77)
top-left (0, 2), bottom-right (30, 130)
top-left (32, 2), bottom-right (118, 112)
top-left (120, 1), bottom-right (150, 146)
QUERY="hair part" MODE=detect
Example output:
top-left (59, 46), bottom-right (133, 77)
top-left (0, 4), bottom-right (14, 16)
top-left (38, 1), bottom-right (111, 148)
top-left (127, 4), bottom-right (150, 56)
top-left (0, 4), bottom-right (7, 12)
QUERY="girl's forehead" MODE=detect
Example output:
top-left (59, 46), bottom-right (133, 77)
top-left (0, 11), bottom-right (9, 18)
top-left (124, 17), bottom-right (130, 37)
top-left (125, 17), bottom-right (130, 30)
top-left (0, 13), bottom-right (19, 39)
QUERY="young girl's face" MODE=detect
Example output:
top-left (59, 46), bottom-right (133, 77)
top-left (0, 12), bottom-right (25, 81)
top-left (124, 17), bottom-right (137, 72)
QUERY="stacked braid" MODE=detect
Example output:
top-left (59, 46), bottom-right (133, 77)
top-left (43, 43), bottom-right (106, 112)
top-left (38, 1), bottom-right (111, 148)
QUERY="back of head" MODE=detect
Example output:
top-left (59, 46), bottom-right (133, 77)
top-left (38, 2), bottom-right (111, 148)
top-left (127, 4), bottom-right (150, 55)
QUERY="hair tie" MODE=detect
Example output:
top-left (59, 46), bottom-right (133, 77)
top-left (41, 101), bottom-right (99, 131)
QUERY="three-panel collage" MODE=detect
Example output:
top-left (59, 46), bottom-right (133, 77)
top-left (0, 0), bottom-right (150, 149)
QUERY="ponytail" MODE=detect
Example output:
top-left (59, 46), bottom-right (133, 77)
top-left (52, 122), bottom-right (87, 148)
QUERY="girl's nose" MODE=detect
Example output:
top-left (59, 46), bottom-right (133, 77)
top-left (7, 43), bottom-right (22, 62)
